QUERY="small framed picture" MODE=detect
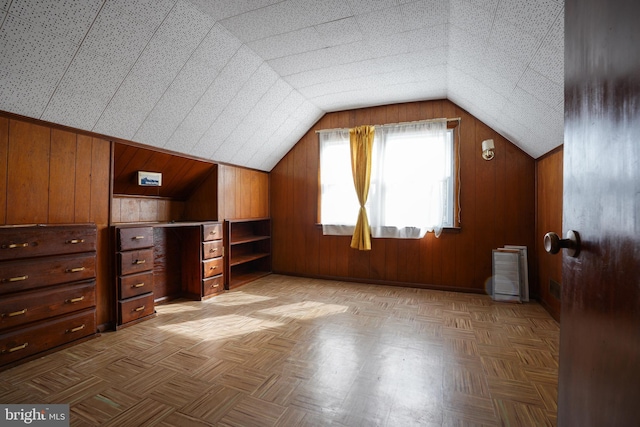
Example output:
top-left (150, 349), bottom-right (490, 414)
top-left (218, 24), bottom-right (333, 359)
top-left (137, 171), bottom-right (162, 187)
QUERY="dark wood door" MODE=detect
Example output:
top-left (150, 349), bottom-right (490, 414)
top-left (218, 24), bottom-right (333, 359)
top-left (560, 0), bottom-right (640, 425)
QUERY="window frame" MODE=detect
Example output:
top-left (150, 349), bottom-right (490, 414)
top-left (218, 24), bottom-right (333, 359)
top-left (317, 121), bottom-right (461, 236)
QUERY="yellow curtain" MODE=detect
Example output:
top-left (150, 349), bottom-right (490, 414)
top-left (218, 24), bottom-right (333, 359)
top-left (349, 125), bottom-right (375, 250)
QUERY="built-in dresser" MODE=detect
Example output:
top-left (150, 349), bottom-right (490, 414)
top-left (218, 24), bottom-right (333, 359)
top-left (113, 225), bottom-right (156, 329)
top-left (0, 224), bottom-right (98, 369)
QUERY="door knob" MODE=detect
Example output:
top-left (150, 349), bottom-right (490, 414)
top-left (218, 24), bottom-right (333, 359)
top-left (544, 230), bottom-right (581, 257)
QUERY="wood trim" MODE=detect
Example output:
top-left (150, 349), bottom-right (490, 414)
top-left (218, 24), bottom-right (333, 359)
top-left (536, 144), bottom-right (564, 162)
top-left (272, 271), bottom-right (487, 294)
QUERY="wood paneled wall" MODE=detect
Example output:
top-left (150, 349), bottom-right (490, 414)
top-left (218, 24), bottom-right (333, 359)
top-left (271, 100), bottom-right (536, 293)
top-left (0, 113), bottom-right (111, 326)
top-left (535, 147), bottom-right (563, 321)
top-left (217, 164), bottom-right (269, 220)
top-left (114, 163), bottom-right (269, 223)
top-left (111, 196), bottom-right (185, 223)
top-left (112, 142), bottom-right (215, 199)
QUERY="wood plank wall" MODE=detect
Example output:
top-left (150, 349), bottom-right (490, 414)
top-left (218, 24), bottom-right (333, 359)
top-left (114, 164), bottom-right (269, 223)
top-left (112, 196), bottom-right (185, 223)
top-left (535, 147), bottom-right (563, 321)
top-left (0, 113), bottom-right (111, 326)
top-left (217, 164), bottom-right (270, 220)
top-left (271, 100), bottom-right (537, 294)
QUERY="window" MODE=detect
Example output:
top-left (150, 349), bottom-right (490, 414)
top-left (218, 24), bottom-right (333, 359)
top-left (319, 120), bottom-right (455, 238)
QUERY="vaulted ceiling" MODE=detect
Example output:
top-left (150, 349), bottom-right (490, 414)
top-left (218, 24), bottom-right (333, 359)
top-left (0, 0), bottom-right (563, 171)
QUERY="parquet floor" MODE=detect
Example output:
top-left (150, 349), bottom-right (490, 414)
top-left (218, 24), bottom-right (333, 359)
top-left (0, 275), bottom-right (559, 426)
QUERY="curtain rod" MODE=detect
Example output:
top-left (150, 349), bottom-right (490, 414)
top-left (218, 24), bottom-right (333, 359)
top-left (315, 117), bottom-right (461, 134)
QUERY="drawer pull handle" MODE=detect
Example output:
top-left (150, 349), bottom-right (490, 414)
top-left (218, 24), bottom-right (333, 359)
top-left (3, 275), bottom-right (28, 283)
top-left (132, 283), bottom-right (145, 288)
top-left (4, 343), bottom-right (28, 353)
top-left (134, 259), bottom-right (146, 265)
top-left (210, 266), bottom-right (217, 270)
top-left (211, 284), bottom-right (219, 288)
top-left (67, 324), bottom-right (85, 333)
top-left (67, 267), bottom-right (85, 273)
top-left (66, 296), bottom-right (84, 303)
top-left (134, 305), bottom-right (145, 312)
top-left (133, 236), bottom-right (145, 240)
top-left (2, 243), bottom-right (28, 249)
top-left (209, 230), bottom-right (217, 235)
top-left (67, 239), bottom-right (85, 244)
top-left (3, 308), bottom-right (27, 318)
top-left (209, 248), bottom-right (217, 253)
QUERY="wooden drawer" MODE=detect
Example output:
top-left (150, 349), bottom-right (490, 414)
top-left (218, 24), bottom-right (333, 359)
top-left (203, 258), bottom-right (223, 279)
top-left (118, 248), bottom-right (154, 276)
top-left (203, 275), bottom-right (224, 297)
top-left (119, 293), bottom-right (154, 324)
top-left (202, 240), bottom-right (223, 260)
top-left (117, 227), bottom-right (154, 251)
top-left (0, 308), bottom-right (96, 367)
top-left (0, 253), bottom-right (96, 295)
top-left (202, 223), bottom-right (222, 242)
top-left (0, 280), bottom-right (95, 331)
top-left (0, 224), bottom-right (96, 261)
top-left (119, 271), bottom-right (154, 300)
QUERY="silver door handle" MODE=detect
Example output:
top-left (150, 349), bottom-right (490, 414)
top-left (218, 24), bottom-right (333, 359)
top-left (544, 230), bottom-right (581, 257)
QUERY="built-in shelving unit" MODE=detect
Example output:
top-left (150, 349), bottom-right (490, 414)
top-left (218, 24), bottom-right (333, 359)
top-left (224, 218), bottom-right (271, 289)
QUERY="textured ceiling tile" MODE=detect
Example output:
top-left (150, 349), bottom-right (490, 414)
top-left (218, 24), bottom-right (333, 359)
top-left (496, 0), bottom-right (562, 40)
top-left (41, 51), bottom-right (131, 130)
top-left (300, 62), bottom-right (446, 100)
top-left (164, 45), bottom-right (262, 151)
top-left (529, 40), bottom-right (563, 84)
top-left (466, 0), bottom-right (499, 13)
top-left (517, 67), bottom-right (563, 108)
top-left (75, 3), bottom-right (157, 64)
top-left (268, 40), bottom-right (370, 76)
top-left (94, 2), bottom-right (213, 140)
top-left (225, 81), bottom-right (294, 161)
top-left (0, 0), bottom-right (9, 11)
top-left (312, 68), bottom-right (447, 112)
top-left (366, 24), bottom-right (449, 57)
top-left (347, 0), bottom-right (396, 14)
top-left (135, 24), bottom-right (242, 146)
top-left (186, 0), bottom-right (281, 21)
top-left (198, 64), bottom-right (280, 157)
top-left (356, 6), bottom-right (407, 38)
top-left (314, 16), bottom-right (363, 46)
top-left (401, 0), bottom-right (450, 29)
top-left (448, 25), bottom-right (489, 59)
top-left (481, 47), bottom-right (528, 85)
top-left (220, 0), bottom-right (351, 42)
top-left (450, 0), bottom-right (493, 40)
top-left (284, 47), bottom-right (446, 89)
top-left (248, 27), bottom-right (324, 60)
top-left (0, 13), bottom-right (80, 117)
top-left (489, 19), bottom-right (540, 62)
top-left (94, 1), bottom-right (214, 141)
top-left (542, 5), bottom-right (563, 52)
top-left (43, 0), bottom-right (175, 128)
top-left (8, 0), bottom-right (102, 44)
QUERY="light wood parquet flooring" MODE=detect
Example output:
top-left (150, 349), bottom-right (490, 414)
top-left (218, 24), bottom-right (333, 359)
top-left (0, 275), bottom-right (559, 426)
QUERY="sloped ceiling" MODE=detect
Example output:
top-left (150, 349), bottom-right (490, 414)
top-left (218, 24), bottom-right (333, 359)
top-left (0, 0), bottom-right (563, 171)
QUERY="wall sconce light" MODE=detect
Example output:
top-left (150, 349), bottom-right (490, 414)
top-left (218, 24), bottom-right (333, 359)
top-left (481, 139), bottom-right (495, 160)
